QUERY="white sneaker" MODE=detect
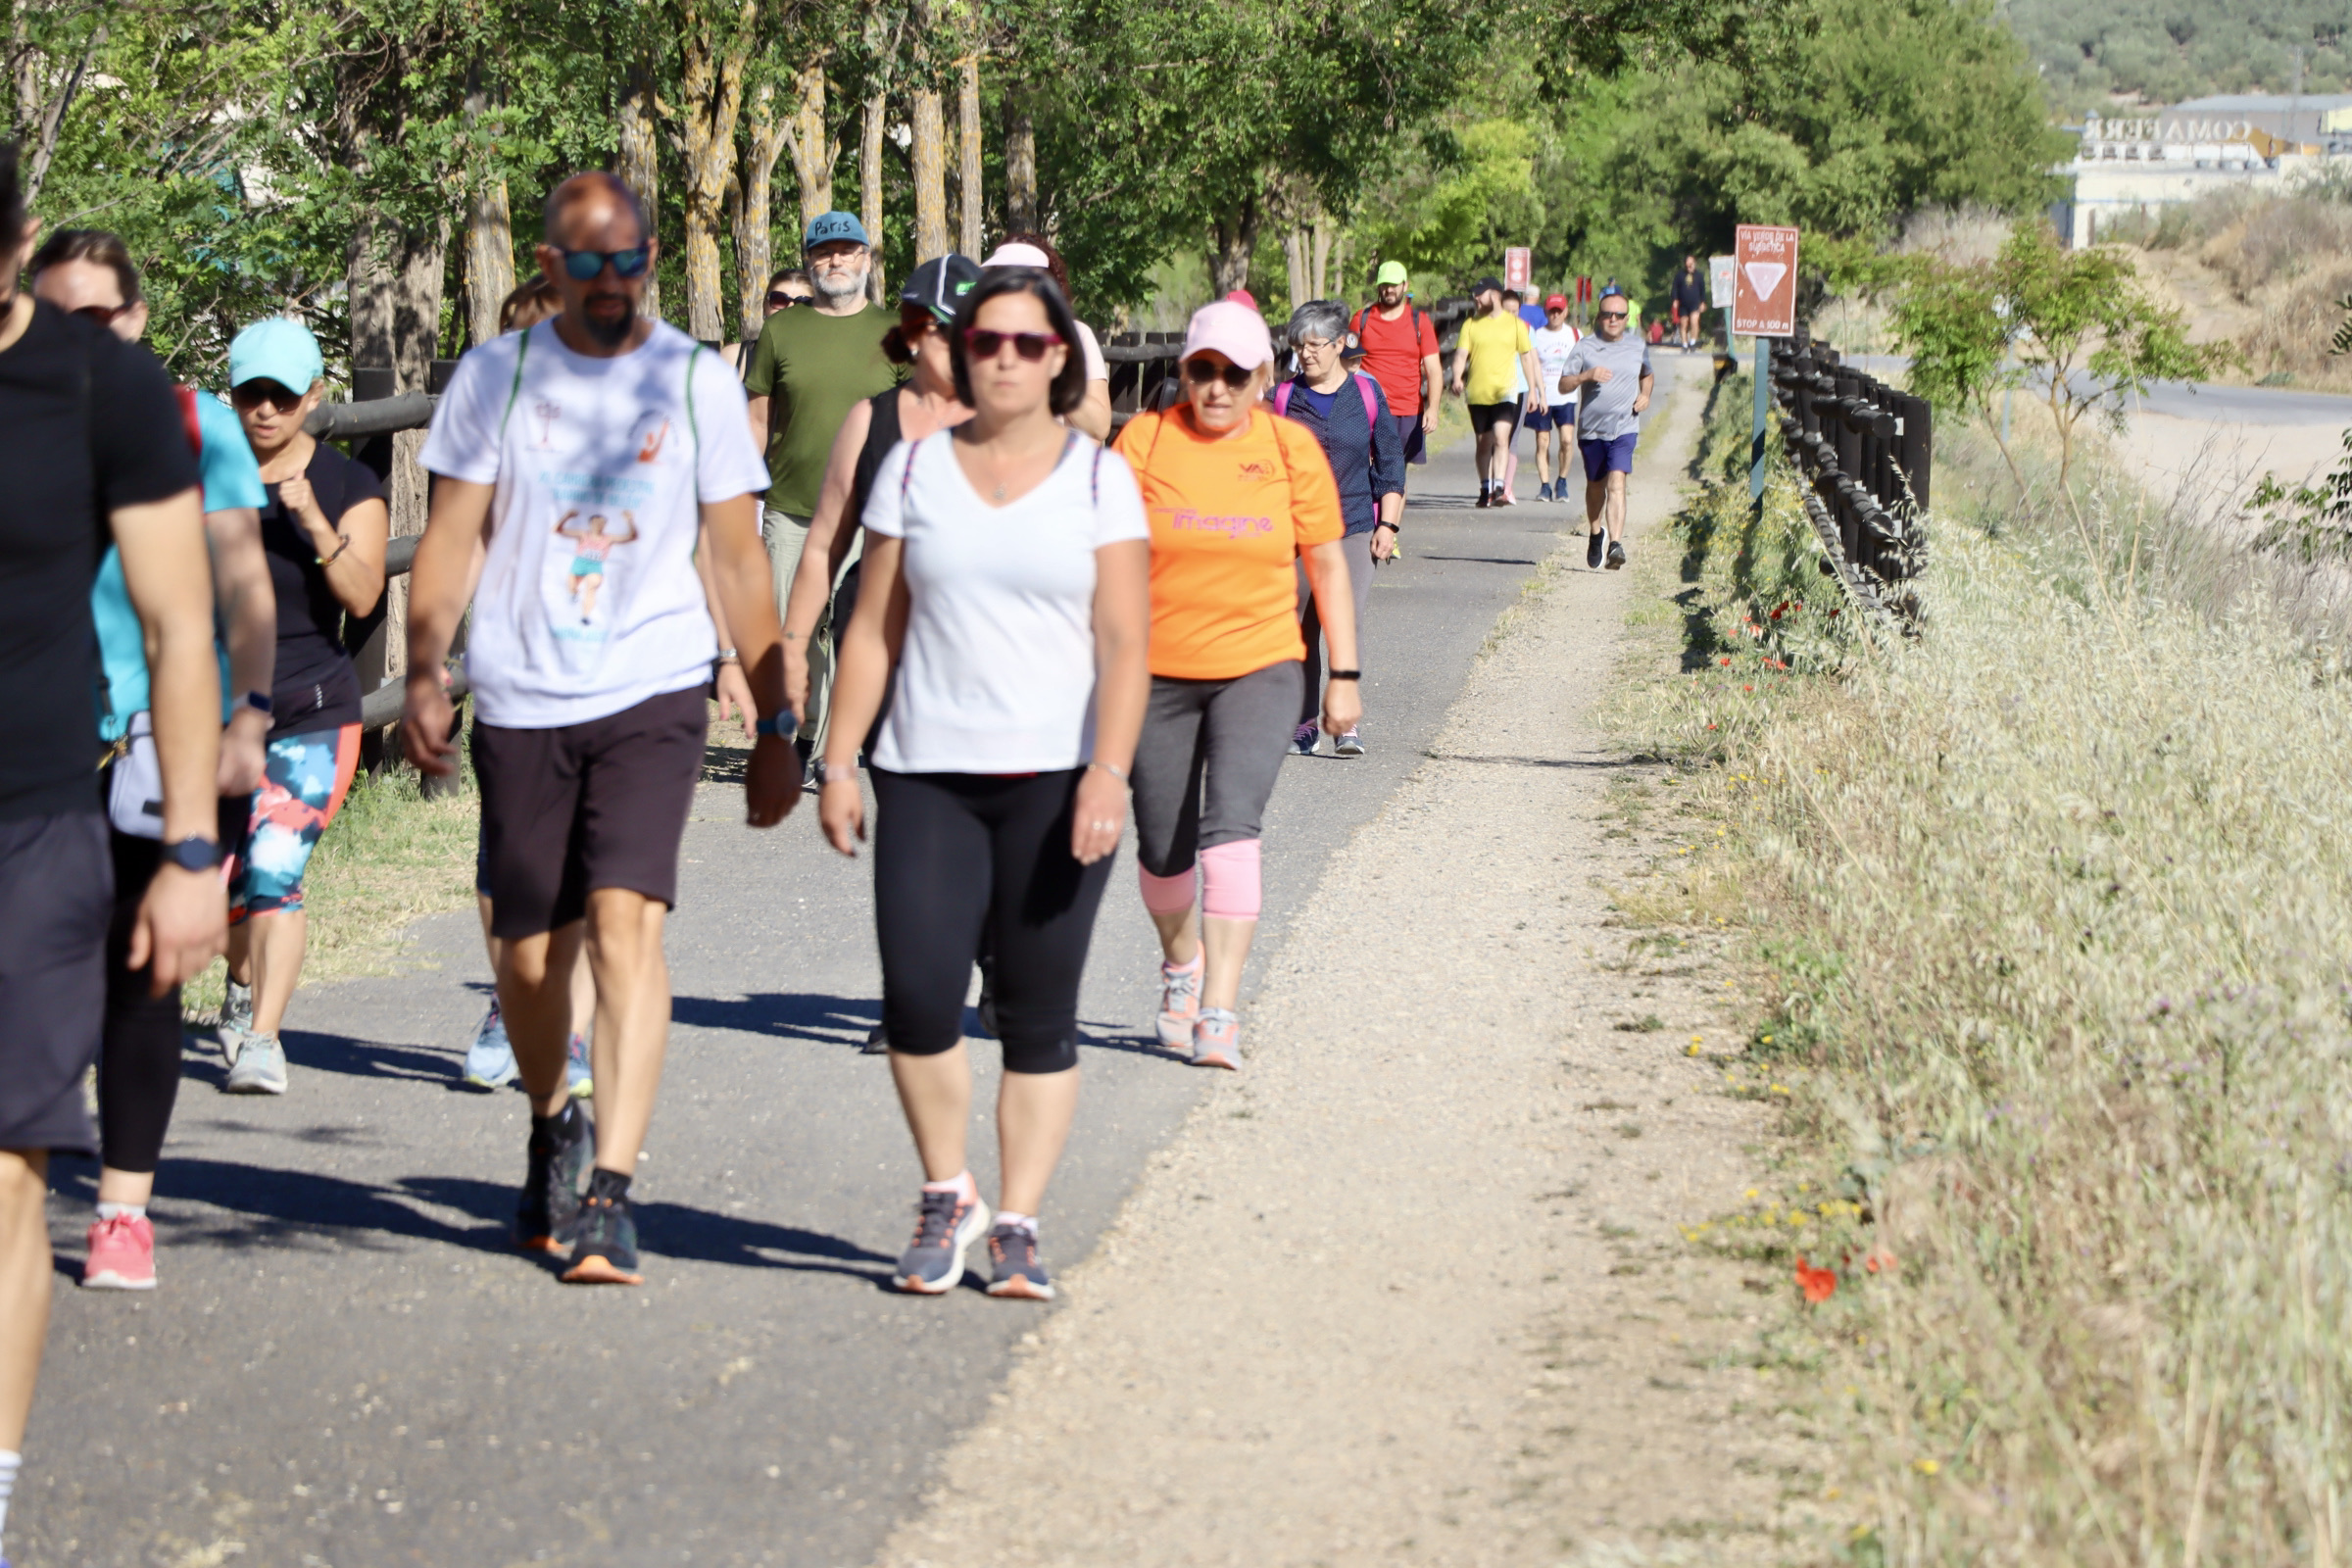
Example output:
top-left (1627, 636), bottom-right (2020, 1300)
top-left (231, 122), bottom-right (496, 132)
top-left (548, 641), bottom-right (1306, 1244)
top-left (224, 1032), bottom-right (288, 1095)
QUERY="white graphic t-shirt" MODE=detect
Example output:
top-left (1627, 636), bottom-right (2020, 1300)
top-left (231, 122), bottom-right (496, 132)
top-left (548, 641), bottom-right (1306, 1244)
top-left (420, 320), bottom-right (771, 728)
top-left (1532, 323), bottom-right (1582, 409)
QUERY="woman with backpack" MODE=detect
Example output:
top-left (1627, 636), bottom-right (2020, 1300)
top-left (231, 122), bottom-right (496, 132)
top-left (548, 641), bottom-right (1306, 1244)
top-left (1113, 300), bottom-right (1359, 1071)
top-left (1274, 300), bottom-right (1400, 759)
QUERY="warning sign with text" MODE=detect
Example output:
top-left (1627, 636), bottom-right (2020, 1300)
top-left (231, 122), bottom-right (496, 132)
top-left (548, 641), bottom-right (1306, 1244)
top-left (1732, 224), bottom-right (1799, 337)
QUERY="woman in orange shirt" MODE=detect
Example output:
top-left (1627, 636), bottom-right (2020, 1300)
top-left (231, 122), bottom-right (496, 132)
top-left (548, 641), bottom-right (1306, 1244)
top-left (1114, 301), bottom-right (1361, 1069)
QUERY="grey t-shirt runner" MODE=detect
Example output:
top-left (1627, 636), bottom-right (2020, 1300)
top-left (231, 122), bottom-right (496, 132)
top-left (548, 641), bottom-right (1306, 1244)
top-left (1564, 334), bottom-right (1653, 441)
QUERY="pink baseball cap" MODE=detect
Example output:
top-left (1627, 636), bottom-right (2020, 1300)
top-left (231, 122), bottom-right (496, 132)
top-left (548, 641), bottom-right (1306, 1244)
top-left (981, 241), bottom-right (1052, 269)
top-left (1182, 300), bottom-right (1273, 370)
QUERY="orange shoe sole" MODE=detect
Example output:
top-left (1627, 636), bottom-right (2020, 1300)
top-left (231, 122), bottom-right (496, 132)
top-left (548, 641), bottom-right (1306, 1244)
top-left (561, 1253), bottom-right (643, 1286)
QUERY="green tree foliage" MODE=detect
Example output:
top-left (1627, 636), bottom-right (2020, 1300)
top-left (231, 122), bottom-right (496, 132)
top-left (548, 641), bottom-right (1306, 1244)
top-left (2001, 0), bottom-right (2349, 112)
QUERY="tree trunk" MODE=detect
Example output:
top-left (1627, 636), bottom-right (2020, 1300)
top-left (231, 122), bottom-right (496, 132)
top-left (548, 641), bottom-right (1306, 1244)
top-left (956, 56), bottom-right (983, 257)
top-left (1004, 99), bottom-right (1037, 234)
top-left (462, 85), bottom-right (515, 349)
top-left (347, 214), bottom-right (447, 696)
top-left (779, 62), bottom-right (834, 234)
top-left (678, 0), bottom-right (756, 343)
top-left (17, 22), bottom-right (104, 207)
top-left (911, 86), bottom-right (948, 263)
top-left (1282, 226), bottom-right (1306, 314)
top-left (1208, 194), bottom-right (1260, 297)
top-left (616, 59), bottom-right (662, 320)
top-left (1311, 217), bottom-right (1333, 301)
top-left (734, 76), bottom-right (791, 339)
top-left (860, 89), bottom-right (888, 302)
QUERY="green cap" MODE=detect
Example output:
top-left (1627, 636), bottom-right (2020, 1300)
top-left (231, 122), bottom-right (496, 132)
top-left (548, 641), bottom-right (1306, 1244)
top-left (1375, 260), bottom-right (1408, 286)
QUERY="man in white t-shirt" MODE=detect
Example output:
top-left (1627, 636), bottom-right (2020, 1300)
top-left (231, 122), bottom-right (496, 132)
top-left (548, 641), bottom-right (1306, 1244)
top-left (1527, 293), bottom-right (1582, 504)
top-left (401, 172), bottom-right (798, 1288)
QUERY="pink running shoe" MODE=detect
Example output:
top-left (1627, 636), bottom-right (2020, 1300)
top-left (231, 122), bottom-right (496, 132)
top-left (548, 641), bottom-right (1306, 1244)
top-left (1190, 1006), bottom-right (1242, 1070)
top-left (1156, 954), bottom-right (1203, 1049)
top-left (83, 1211), bottom-right (157, 1291)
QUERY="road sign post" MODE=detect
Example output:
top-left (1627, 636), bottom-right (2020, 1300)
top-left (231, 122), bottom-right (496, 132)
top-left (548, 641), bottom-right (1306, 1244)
top-left (1503, 246), bottom-right (1532, 297)
top-left (1733, 224), bottom-right (1801, 508)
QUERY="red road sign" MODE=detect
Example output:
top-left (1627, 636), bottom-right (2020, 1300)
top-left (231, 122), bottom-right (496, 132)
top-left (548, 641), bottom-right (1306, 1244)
top-left (1503, 247), bottom-right (1531, 294)
top-left (1732, 224), bottom-right (1799, 337)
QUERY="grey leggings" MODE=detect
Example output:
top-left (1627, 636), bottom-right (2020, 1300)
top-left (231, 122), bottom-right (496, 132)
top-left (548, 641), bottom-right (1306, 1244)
top-left (1296, 530), bottom-right (1376, 725)
top-left (1131, 661), bottom-right (1304, 877)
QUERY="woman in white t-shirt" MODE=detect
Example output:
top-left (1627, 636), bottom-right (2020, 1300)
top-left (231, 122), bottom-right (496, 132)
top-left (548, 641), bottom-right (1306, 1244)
top-left (820, 268), bottom-right (1152, 1302)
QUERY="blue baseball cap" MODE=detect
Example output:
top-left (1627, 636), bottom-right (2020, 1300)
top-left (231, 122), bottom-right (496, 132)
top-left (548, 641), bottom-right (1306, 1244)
top-left (227, 316), bottom-right (325, 395)
top-left (804, 211), bottom-right (870, 252)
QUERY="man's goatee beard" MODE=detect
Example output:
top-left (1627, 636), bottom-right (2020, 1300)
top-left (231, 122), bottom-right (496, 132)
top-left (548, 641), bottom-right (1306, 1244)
top-left (583, 303), bottom-right (636, 346)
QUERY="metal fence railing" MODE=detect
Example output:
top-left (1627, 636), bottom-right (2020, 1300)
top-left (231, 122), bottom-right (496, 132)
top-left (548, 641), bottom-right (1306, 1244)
top-left (1766, 326), bottom-right (1932, 621)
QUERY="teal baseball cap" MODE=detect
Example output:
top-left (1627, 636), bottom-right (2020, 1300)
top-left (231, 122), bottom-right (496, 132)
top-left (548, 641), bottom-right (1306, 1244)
top-left (227, 316), bottom-right (324, 394)
top-left (804, 211), bottom-right (870, 252)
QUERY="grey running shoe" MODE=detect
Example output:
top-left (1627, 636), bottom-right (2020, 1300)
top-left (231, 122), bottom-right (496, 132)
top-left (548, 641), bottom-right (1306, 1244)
top-left (1587, 531), bottom-right (1604, 569)
top-left (895, 1187), bottom-right (990, 1295)
top-left (861, 1021), bottom-right (891, 1055)
top-left (1190, 1007), bottom-right (1242, 1071)
top-left (223, 1032), bottom-right (288, 1095)
top-left (1606, 539), bottom-right (1628, 570)
top-left (219, 978), bottom-right (255, 1064)
top-left (1333, 729), bottom-right (1365, 758)
top-left (985, 1223), bottom-right (1054, 1300)
top-left (463, 1003), bottom-right (518, 1090)
top-left (1156, 956), bottom-right (1203, 1049)
top-left (1291, 723), bottom-right (1318, 757)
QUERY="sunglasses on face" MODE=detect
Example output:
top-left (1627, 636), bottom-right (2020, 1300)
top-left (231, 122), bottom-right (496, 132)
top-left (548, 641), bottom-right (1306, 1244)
top-left (72, 303), bottom-right (130, 325)
top-left (555, 246), bottom-right (652, 281)
top-left (1184, 358), bottom-right (1253, 389)
top-left (1598, 310), bottom-right (1629, 320)
top-left (765, 291), bottom-right (805, 308)
top-left (964, 327), bottom-right (1063, 362)
top-left (231, 381), bottom-right (304, 412)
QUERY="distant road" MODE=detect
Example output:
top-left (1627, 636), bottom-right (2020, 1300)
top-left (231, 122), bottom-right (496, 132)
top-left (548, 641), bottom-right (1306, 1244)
top-left (1836, 352), bottom-right (2352, 428)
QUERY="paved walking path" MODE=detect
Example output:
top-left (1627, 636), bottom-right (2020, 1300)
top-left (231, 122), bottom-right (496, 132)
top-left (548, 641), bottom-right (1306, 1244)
top-left (24, 359), bottom-right (1695, 1568)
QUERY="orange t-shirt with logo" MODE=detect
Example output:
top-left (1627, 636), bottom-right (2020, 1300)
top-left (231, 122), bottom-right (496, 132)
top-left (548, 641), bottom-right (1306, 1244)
top-left (1115, 405), bottom-right (1346, 680)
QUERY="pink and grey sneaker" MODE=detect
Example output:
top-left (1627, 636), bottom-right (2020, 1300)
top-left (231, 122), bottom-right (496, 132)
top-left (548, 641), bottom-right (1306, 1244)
top-left (1155, 953), bottom-right (1203, 1049)
top-left (1189, 1006), bottom-right (1242, 1070)
top-left (83, 1211), bottom-right (157, 1290)
top-left (985, 1222), bottom-right (1054, 1300)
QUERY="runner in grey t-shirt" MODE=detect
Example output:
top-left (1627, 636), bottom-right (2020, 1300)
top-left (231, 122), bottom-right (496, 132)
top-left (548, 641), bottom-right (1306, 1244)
top-left (1559, 287), bottom-right (1654, 570)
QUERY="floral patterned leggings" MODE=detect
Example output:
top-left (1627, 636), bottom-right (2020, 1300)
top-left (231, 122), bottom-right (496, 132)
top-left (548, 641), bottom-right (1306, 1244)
top-left (228, 723), bottom-right (362, 921)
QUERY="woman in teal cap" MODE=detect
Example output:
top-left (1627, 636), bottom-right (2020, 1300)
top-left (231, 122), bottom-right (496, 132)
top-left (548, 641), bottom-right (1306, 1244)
top-left (216, 316), bottom-right (389, 1095)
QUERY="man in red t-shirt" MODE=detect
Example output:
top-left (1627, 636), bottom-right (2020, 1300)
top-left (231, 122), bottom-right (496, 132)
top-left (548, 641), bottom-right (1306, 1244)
top-left (1348, 261), bottom-right (1443, 490)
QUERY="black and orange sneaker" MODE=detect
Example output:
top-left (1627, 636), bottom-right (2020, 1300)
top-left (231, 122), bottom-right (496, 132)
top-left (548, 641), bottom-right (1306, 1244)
top-left (515, 1102), bottom-right (594, 1253)
top-left (984, 1223), bottom-right (1054, 1300)
top-left (563, 1187), bottom-right (643, 1285)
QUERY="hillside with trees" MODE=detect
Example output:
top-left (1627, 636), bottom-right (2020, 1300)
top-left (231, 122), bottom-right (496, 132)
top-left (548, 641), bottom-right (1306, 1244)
top-left (1997, 0), bottom-right (2348, 113)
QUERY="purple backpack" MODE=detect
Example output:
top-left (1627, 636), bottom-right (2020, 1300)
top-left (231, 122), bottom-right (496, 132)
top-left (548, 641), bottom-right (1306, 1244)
top-left (1272, 372), bottom-right (1379, 426)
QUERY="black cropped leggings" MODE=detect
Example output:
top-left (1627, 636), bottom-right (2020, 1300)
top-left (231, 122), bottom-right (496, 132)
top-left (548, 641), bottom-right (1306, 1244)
top-left (99, 830), bottom-right (181, 1175)
top-left (870, 768), bottom-right (1113, 1073)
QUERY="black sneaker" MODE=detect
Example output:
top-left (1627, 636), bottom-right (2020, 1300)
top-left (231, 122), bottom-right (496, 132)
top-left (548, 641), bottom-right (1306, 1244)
top-left (515, 1102), bottom-right (594, 1253)
top-left (1475, 488), bottom-right (1492, 509)
top-left (984, 1223), bottom-right (1054, 1300)
top-left (562, 1189), bottom-right (643, 1285)
top-left (1606, 539), bottom-right (1628, 570)
top-left (1587, 531), bottom-right (1604, 569)
top-left (895, 1187), bottom-right (991, 1295)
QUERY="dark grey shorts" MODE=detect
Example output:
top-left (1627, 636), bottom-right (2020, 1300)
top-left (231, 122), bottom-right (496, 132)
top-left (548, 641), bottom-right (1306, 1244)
top-left (471, 685), bottom-right (709, 940)
top-left (0, 810), bottom-right (114, 1154)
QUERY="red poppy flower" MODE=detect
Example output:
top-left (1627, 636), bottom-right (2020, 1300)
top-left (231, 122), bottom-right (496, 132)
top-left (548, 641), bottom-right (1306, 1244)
top-left (1719, 657), bottom-right (1733, 666)
top-left (1795, 1256), bottom-right (1838, 1304)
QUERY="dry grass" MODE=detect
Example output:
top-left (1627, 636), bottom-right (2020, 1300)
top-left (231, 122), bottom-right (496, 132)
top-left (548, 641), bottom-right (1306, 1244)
top-left (2114, 188), bottom-right (2352, 389)
top-left (1612, 378), bottom-right (2352, 1565)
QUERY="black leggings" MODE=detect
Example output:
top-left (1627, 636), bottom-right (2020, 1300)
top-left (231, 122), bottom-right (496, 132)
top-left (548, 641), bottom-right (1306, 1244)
top-left (870, 768), bottom-right (1113, 1073)
top-left (99, 830), bottom-right (179, 1175)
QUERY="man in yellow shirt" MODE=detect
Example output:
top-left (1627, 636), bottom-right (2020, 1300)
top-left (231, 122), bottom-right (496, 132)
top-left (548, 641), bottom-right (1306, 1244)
top-left (1448, 276), bottom-right (1544, 508)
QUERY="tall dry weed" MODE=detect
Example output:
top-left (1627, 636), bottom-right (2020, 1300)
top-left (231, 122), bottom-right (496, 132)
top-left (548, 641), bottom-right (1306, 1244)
top-left (1630, 384), bottom-right (2352, 1564)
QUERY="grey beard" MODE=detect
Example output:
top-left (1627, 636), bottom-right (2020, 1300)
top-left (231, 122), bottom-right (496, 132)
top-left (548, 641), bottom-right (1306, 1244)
top-left (814, 266), bottom-right (869, 303)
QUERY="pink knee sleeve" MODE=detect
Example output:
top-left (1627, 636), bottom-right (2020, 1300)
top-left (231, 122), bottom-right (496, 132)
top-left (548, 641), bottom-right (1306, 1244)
top-left (1138, 863), bottom-right (1197, 914)
top-left (1200, 840), bottom-right (1262, 920)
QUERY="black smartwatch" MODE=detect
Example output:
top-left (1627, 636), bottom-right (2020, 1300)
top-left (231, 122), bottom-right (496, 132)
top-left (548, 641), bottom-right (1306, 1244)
top-left (240, 691), bottom-right (272, 717)
top-left (160, 837), bottom-right (223, 872)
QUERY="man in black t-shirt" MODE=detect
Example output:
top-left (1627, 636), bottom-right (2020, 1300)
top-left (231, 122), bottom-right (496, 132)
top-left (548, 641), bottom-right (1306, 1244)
top-left (0, 141), bottom-right (223, 1564)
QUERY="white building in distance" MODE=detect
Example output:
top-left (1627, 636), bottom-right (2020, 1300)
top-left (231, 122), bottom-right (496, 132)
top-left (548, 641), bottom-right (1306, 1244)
top-left (2050, 95), bottom-right (2352, 248)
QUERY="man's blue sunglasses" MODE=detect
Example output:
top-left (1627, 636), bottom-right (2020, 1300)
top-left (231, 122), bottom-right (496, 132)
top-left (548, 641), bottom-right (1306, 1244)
top-left (556, 246), bottom-right (651, 281)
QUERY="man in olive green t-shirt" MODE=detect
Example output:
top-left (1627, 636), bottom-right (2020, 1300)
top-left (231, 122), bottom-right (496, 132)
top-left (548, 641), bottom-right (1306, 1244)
top-left (743, 210), bottom-right (902, 749)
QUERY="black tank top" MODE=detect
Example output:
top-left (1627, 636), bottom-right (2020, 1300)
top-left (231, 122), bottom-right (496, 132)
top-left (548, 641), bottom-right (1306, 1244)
top-left (847, 385), bottom-right (906, 533)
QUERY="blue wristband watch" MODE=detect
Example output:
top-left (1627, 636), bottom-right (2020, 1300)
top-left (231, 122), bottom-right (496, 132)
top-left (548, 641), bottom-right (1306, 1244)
top-left (754, 711), bottom-right (799, 741)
